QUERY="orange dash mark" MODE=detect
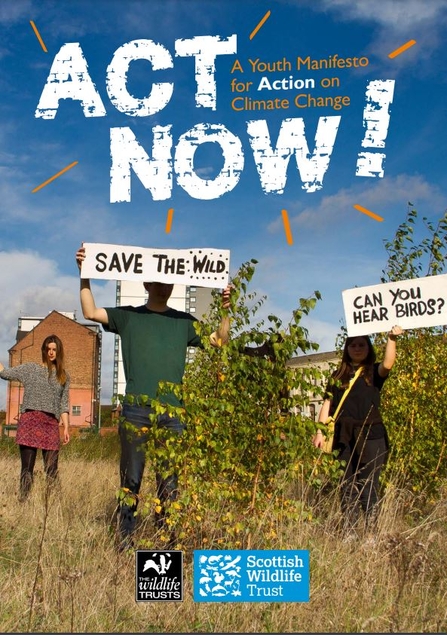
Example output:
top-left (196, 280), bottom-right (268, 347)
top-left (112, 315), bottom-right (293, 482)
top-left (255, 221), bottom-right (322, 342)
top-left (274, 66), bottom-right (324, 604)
top-left (32, 161), bottom-right (79, 193)
top-left (281, 209), bottom-right (293, 245)
top-left (165, 208), bottom-right (174, 233)
top-left (388, 39), bottom-right (416, 59)
top-left (353, 204), bottom-right (384, 222)
top-left (30, 21), bottom-right (48, 53)
top-left (249, 10), bottom-right (271, 40)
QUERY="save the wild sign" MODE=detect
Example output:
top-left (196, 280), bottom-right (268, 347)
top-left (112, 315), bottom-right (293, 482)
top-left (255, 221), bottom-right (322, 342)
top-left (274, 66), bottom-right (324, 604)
top-left (80, 242), bottom-right (230, 288)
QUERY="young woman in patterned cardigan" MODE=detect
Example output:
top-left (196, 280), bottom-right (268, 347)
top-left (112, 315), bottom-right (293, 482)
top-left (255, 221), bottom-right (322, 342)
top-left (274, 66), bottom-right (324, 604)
top-left (0, 335), bottom-right (70, 500)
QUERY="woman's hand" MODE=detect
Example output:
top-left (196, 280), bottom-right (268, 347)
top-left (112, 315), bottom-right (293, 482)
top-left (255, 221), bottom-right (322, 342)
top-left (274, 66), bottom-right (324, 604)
top-left (388, 325), bottom-right (403, 339)
top-left (312, 429), bottom-right (324, 449)
top-left (379, 324), bottom-right (403, 375)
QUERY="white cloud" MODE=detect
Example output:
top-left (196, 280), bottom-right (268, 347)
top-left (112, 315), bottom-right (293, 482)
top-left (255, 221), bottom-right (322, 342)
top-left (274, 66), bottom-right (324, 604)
top-left (300, 316), bottom-right (340, 353)
top-left (317, 0), bottom-right (447, 31)
top-left (292, 0), bottom-right (447, 73)
top-left (0, 1), bottom-right (33, 25)
top-left (267, 174), bottom-right (445, 232)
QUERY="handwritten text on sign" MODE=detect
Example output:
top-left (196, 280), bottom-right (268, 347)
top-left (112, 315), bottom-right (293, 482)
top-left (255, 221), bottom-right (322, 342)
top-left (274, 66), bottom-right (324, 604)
top-left (81, 243), bottom-right (230, 288)
top-left (343, 274), bottom-right (447, 336)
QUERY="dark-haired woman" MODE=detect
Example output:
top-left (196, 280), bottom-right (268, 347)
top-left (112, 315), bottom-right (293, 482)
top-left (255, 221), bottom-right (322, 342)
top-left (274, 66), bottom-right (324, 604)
top-left (0, 335), bottom-right (70, 500)
top-left (313, 325), bottom-right (402, 534)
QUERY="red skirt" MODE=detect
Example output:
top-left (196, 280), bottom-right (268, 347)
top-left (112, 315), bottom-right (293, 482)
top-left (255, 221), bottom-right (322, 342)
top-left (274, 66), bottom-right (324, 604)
top-left (16, 410), bottom-right (60, 451)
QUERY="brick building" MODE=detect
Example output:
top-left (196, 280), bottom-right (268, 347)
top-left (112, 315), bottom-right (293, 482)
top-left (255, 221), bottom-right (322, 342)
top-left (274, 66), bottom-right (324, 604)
top-left (2, 311), bottom-right (101, 430)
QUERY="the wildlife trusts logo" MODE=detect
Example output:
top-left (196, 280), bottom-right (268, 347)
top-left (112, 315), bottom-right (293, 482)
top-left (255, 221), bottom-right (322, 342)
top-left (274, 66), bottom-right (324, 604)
top-left (135, 550), bottom-right (183, 602)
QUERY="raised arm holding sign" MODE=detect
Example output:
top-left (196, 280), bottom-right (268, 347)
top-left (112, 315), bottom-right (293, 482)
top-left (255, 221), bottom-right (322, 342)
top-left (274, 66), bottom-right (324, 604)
top-left (342, 274), bottom-right (447, 337)
top-left (76, 243), bottom-right (231, 551)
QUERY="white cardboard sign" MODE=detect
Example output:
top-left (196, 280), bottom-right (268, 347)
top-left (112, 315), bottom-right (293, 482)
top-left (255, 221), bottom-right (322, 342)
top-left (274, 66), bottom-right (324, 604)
top-left (80, 242), bottom-right (230, 288)
top-left (343, 274), bottom-right (447, 336)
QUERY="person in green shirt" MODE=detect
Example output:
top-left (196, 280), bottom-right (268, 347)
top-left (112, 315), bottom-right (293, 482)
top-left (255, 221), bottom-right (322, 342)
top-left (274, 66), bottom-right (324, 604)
top-left (76, 245), bottom-right (231, 550)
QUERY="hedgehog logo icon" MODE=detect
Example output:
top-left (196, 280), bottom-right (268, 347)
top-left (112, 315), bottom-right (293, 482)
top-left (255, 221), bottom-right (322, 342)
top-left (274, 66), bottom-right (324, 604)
top-left (136, 550), bottom-right (183, 602)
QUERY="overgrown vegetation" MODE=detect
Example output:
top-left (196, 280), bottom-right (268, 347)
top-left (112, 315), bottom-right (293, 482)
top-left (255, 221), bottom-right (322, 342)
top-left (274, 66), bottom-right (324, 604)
top-left (124, 208), bottom-right (447, 548)
top-left (125, 258), bottom-right (344, 549)
top-left (377, 206), bottom-right (447, 492)
top-left (0, 453), bottom-right (446, 633)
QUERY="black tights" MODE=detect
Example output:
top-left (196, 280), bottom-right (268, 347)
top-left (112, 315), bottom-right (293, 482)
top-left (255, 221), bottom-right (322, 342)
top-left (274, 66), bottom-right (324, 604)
top-left (19, 445), bottom-right (59, 500)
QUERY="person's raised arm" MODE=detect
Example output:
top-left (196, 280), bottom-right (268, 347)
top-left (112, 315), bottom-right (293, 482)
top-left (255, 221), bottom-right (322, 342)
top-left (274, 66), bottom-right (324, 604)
top-left (210, 285), bottom-right (231, 347)
top-left (378, 324), bottom-right (403, 378)
top-left (76, 245), bottom-right (109, 325)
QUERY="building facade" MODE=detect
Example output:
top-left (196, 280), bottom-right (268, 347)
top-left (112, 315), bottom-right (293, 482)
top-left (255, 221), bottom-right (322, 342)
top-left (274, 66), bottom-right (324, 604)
top-left (287, 350), bottom-right (339, 420)
top-left (3, 310), bottom-right (101, 429)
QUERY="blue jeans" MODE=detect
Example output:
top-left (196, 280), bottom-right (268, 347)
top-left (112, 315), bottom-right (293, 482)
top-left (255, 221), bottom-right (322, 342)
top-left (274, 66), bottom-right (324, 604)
top-left (118, 403), bottom-right (184, 538)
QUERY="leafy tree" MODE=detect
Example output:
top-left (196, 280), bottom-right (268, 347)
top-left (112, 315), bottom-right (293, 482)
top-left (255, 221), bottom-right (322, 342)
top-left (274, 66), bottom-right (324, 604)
top-left (376, 205), bottom-right (447, 492)
top-left (137, 259), bottom-right (340, 548)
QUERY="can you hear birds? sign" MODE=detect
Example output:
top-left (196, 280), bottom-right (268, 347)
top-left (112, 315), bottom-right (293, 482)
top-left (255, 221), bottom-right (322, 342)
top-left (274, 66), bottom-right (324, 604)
top-left (342, 274), bottom-right (447, 337)
top-left (80, 243), bottom-right (230, 288)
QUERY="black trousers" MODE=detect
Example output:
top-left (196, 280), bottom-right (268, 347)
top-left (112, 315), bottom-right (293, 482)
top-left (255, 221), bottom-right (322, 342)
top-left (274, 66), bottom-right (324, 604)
top-left (337, 434), bottom-right (388, 528)
top-left (19, 445), bottom-right (59, 499)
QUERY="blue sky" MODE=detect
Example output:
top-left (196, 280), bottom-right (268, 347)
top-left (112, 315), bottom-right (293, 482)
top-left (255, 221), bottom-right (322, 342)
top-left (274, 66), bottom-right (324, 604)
top-left (1, 0), bottom-right (447, 405)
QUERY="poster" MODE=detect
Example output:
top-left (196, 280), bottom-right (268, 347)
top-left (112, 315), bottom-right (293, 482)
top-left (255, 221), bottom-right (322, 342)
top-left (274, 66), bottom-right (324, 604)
top-left (1, 1), bottom-right (447, 632)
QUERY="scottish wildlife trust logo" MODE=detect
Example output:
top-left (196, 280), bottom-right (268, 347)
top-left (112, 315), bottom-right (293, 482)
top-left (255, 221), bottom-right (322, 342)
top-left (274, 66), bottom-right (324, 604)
top-left (194, 550), bottom-right (309, 603)
top-left (135, 550), bottom-right (183, 602)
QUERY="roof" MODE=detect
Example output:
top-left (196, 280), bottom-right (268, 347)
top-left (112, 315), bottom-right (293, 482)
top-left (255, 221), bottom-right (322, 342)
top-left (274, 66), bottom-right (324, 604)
top-left (287, 350), bottom-right (338, 368)
top-left (10, 310), bottom-right (100, 352)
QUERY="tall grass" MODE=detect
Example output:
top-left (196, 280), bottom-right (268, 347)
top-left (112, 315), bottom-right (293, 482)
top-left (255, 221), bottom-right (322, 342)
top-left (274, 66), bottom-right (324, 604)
top-left (0, 438), bottom-right (446, 633)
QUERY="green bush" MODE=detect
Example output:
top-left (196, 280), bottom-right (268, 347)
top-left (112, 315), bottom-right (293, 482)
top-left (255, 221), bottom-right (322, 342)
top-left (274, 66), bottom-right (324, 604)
top-left (121, 259), bottom-right (343, 548)
top-left (377, 206), bottom-right (447, 492)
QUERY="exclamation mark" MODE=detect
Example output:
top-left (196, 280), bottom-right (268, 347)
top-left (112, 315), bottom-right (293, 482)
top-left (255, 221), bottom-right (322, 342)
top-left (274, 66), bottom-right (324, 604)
top-left (356, 80), bottom-right (395, 178)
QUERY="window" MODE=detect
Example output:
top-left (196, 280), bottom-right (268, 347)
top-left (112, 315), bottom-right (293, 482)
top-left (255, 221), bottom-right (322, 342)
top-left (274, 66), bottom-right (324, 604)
top-left (72, 406), bottom-right (81, 416)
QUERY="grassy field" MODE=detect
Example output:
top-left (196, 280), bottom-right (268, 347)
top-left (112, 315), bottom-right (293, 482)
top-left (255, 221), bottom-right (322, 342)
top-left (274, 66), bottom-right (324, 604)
top-left (0, 436), bottom-right (446, 633)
